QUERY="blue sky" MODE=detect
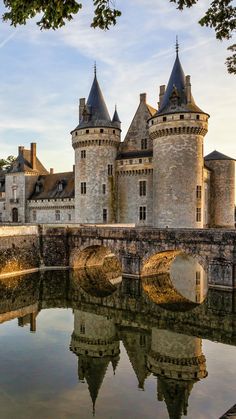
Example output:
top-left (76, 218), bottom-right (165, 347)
top-left (0, 0), bottom-right (235, 172)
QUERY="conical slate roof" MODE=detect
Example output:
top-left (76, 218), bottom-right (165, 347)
top-left (157, 52), bottom-right (205, 116)
top-left (76, 73), bottom-right (120, 130)
top-left (205, 150), bottom-right (235, 161)
top-left (112, 107), bottom-right (121, 123)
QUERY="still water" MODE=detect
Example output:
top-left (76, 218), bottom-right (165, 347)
top-left (0, 268), bottom-right (235, 419)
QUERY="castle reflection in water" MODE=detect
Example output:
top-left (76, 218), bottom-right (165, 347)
top-left (0, 265), bottom-right (235, 419)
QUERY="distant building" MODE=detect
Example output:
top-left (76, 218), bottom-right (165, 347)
top-left (0, 46), bottom-right (235, 228)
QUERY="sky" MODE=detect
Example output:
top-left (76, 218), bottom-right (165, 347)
top-left (0, 0), bottom-right (235, 172)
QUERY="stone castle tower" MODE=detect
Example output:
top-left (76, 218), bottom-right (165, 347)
top-left (71, 68), bottom-right (121, 223)
top-left (149, 45), bottom-right (209, 228)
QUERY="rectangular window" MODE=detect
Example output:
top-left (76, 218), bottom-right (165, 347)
top-left (68, 213), bottom-right (72, 221)
top-left (81, 182), bottom-right (86, 194)
top-left (196, 207), bottom-right (201, 222)
top-left (163, 116), bottom-right (167, 122)
top-left (55, 210), bottom-right (60, 221)
top-left (141, 138), bottom-right (147, 150)
top-left (86, 129), bottom-right (89, 134)
top-left (103, 208), bottom-right (107, 222)
top-left (196, 271), bottom-right (201, 285)
top-left (81, 150), bottom-right (86, 158)
top-left (102, 184), bottom-right (106, 194)
top-left (80, 323), bottom-right (85, 334)
top-left (139, 206), bottom-right (146, 221)
top-left (0, 213), bottom-right (2, 222)
top-left (108, 165), bottom-right (113, 176)
top-left (139, 180), bottom-right (146, 196)
top-left (32, 210), bottom-right (37, 222)
top-left (180, 114), bottom-right (184, 120)
top-left (196, 185), bottom-right (202, 199)
top-left (139, 159), bottom-right (142, 164)
top-left (129, 160), bottom-right (133, 165)
top-left (196, 114), bottom-right (200, 120)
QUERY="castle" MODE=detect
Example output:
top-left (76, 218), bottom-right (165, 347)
top-left (0, 46), bottom-right (235, 227)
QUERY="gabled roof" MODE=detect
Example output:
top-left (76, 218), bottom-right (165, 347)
top-left (205, 150), bottom-right (235, 161)
top-left (29, 171), bottom-right (74, 200)
top-left (9, 149), bottom-right (48, 174)
top-left (157, 52), bottom-right (205, 116)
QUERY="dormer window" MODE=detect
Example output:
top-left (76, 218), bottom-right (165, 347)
top-left (35, 184), bottom-right (41, 193)
top-left (58, 183), bottom-right (63, 192)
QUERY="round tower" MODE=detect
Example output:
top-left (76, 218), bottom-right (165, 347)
top-left (71, 68), bottom-right (121, 223)
top-left (205, 150), bottom-right (235, 228)
top-left (149, 45), bottom-right (209, 228)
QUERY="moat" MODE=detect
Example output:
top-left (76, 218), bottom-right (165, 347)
top-left (0, 267), bottom-right (235, 419)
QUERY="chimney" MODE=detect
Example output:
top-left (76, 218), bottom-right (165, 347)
top-left (18, 146), bottom-right (24, 155)
top-left (186, 75), bottom-right (191, 104)
top-left (30, 142), bottom-right (37, 170)
top-left (79, 98), bottom-right (86, 122)
top-left (159, 85), bottom-right (165, 108)
top-left (140, 93), bottom-right (146, 103)
top-left (50, 168), bottom-right (54, 175)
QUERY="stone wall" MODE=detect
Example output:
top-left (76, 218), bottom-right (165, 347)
top-left (0, 226), bottom-right (40, 275)
top-left (27, 198), bottom-right (75, 223)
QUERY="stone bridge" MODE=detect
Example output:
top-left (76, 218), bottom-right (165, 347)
top-left (0, 224), bottom-right (235, 289)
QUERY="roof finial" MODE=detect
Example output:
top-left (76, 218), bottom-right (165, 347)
top-left (94, 61), bottom-right (97, 77)
top-left (175, 35), bottom-right (179, 56)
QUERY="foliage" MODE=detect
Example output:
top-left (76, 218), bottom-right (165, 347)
top-left (2, 0), bottom-right (236, 73)
top-left (0, 156), bottom-right (16, 171)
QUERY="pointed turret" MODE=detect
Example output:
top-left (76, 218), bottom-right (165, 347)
top-left (112, 106), bottom-right (121, 129)
top-left (157, 45), bottom-right (206, 116)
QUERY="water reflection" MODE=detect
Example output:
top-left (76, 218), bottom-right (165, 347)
top-left (142, 253), bottom-right (208, 309)
top-left (0, 269), bottom-right (235, 419)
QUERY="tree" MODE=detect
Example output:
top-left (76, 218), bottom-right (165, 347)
top-left (2, 0), bottom-right (236, 74)
top-left (0, 155), bottom-right (16, 171)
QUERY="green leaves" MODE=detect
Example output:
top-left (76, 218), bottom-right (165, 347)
top-left (3, 0), bottom-right (82, 30)
top-left (0, 156), bottom-right (16, 171)
top-left (199, 0), bottom-right (236, 41)
top-left (226, 44), bottom-right (236, 74)
top-left (91, 0), bottom-right (121, 30)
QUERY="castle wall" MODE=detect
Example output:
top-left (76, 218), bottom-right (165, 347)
top-left (149, 114), bottom-right (208, 228)
top-left (117, 157), bottom-right (153, 225)
top-left (205, 159), bottom-right (235, 228)
top-left (27, 198), bottom-right (74, 223)
top-left (5, 172), bottom-right (26, 223)
top-left (72, 128), bottom-right (120, 223)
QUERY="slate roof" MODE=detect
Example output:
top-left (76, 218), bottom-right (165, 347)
top-left (116, 150), bottom-right (153, 160)
top-left (74, 74), bottom-right (119, 130)
top-left (9, 149), bottom-right (48, 174)
top-left (157, 52), bottom-right (206, 116)
top-left (112, 107), bottom-right (121, 123)
top-left (205, 150), bottom-right (235, 161)
top-left (29, 171), bottom-right (74, 200)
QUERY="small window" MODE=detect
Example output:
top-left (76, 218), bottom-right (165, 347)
top-left (196, 185), bottom-right (202, 199)
top-left (196, 207), bottom-right (201, 222)
top-left (148, 158), bottom-right (152, 163)
top-left (100, 128), bottom-right (104, 133)
top-left (75, 132), bottom-right (77, 136)
top-left (108, 164), bottom-right (113, 176)
top-left (68, 213), bottom-right (72, 221)
top-left (139, 335), bottom-right (146, 347)
top-left (32, 210), bottom-right (37, 222)
top-left (139, 159), bottom-right (142, 164)
top-left (86, 129), bottom-right (89, 134)
top-left (81, 182), bottom-right (86, 194)
top-left (139, 206), bottom-right (146, 221)
top-left (55, 210), bottom-right (60, 221)
top-left (129, 160), bottom-right (133, 165)
top-left (0, 213), bottom-right (2, 222)
top-left (35, 184), bottom-right (40, 193)
top-left (80, 323), bottom-right (85, 334)
top-left (58, 182), bottom-right (63, 192)
top-left (139, 180), bottom-right (146, 196)
top-left (180, 114), bottom-right (184, 120)
top-left (102, 184), bottom-right (106, 194)
top-left (81, 150), bottom-right (86, 158)
top-left (196, 271), bottom-right (201, 285)
top-left (196, 114), bottom-right (200, 120)
top-left (113, 130), bottom-right (115, 134)
top-left (163, 116), bottom-right (167, 122)
top-left (103, 208), bottom-right (107, 222)
top-left (141, 138), bottom-right (147, 150)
